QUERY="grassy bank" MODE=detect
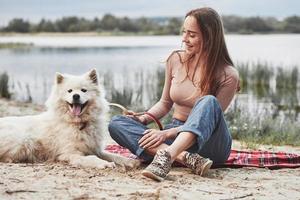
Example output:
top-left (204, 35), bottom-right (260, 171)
top-left (226, 107), bottom-right (300, 148)
top-left (0, 42), bottom-right (33, 48)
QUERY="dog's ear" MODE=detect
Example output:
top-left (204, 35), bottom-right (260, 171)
top-left (88, 68), bottom-right (98, 84)
top-left (55, 72), bottom-right (64, 84)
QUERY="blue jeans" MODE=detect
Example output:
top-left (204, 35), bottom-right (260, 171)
top-left (108, 95), bottom-right (232, 164)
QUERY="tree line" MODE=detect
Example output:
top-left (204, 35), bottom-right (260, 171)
top-left (1, 14), bottom-right (299, 34)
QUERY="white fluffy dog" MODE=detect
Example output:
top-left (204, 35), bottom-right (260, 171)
top-left (0, 69), bottom-right (140, 169)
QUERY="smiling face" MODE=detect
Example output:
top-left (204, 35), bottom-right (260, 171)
top-left (182, 16), bottom-right (202, 56)
top-left (58, 70), bottom-right (100, 118)
top-left (45, 69), bottom-right (104, 124)
top-left (63, 79), bottom-right (90, 117)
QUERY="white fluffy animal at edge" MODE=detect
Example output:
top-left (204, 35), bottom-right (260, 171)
top-left (0, 69), bottom-right (140, 169)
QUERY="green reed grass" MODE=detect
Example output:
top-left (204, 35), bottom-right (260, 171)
top-left (276, 67), bottom-right (298, 89)
top-left (237, 62), bottom-right (299, 90)
top-left (235, 62), bottom-right (249, 92)
top-left (0, 72), bottom-right (11, 99)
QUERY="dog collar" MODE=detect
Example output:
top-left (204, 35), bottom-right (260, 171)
top-left (79, 122), bottom-right (88, 130)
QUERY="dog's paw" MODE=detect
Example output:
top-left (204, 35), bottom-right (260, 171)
top-left (96, 161), bottom-right (116, 169)
top-left (105, 161), bottom-right (116, 169)
top-left (123, 159), bottom-right (141, 169)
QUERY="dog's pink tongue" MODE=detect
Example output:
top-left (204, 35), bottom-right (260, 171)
top-left (72, 105), bottom-right (81, 116)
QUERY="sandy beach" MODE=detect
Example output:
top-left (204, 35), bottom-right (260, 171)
top-left (0, 98), bottom-right (299, 200)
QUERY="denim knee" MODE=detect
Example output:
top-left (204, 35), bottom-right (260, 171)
top-left (196, 95), bottom-right (216, 104)
top-left (108, 115), bottom-right (124, 138)
top-left (196, 95), bottom-right (222, 112)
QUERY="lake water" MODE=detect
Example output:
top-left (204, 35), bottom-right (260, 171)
top-left (0, 34), bottom-right (299, 119)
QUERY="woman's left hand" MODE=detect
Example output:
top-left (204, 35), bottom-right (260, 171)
top-left (138, 129), bottom-right (167, 149)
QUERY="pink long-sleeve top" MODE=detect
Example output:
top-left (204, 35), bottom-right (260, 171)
top-left (147, 52), bottom-right (240, 122)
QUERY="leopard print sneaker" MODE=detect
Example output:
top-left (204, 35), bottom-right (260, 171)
top-left (183, 152), bottom-right (213, 176)
top-left (142, 149), bottom-right (172, 182)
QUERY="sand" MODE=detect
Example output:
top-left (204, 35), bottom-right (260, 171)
top-left (0, 98), bottom-right (299, 200)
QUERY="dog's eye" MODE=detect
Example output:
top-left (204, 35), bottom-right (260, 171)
top-left (81, 88), bottom-right (87, 93)
top-left (68, 89), bottom-right (73, 93)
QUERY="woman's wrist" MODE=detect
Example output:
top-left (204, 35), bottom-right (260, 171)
top-left (165, 127), bottom-right (180, 139)
top-left (139, 115), bottom-right (148, 125)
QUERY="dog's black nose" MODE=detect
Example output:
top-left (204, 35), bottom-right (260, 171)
top-left (73, 94), bottom-right (80, 101)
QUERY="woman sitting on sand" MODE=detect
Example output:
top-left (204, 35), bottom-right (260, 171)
top-left (109, 7), bottom-right (240, 181)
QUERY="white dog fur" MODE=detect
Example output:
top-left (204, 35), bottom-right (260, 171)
top-left (0, 69), bottom-right (140, 169)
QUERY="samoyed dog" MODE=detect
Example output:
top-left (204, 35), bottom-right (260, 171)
top-left (0, 69), bottom-right (140, 169)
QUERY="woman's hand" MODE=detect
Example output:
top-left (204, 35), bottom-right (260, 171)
top-left (138, 129), bottom-right (168, 149)
top-left (125, 111), bottom-right (147, 125)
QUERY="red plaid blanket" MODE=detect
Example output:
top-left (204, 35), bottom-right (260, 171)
top-left (224, 149), bottom-right (300, 169)
top-left (105, 144), bottom-right (300, 169)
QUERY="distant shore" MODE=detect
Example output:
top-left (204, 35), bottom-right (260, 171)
top-left (1, 32), bottom-right (300, 37)
top-left (0, 32), bottom-right (154, 37)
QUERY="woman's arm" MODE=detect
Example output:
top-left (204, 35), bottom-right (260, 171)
top-left (216, 66), bottom-right (240, 112)
top-left (140, 54), bottom-right (176, 124)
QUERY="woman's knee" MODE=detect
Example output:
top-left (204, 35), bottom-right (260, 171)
top-left (195, 95), bottom-right (221, 111)
top-left (108, 115), bottom-right (126, 137)
top-left (198, 95), bottom-right (217, 103)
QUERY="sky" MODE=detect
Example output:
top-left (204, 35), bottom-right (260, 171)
top-left (0, 0), bottom-right (299, 26)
